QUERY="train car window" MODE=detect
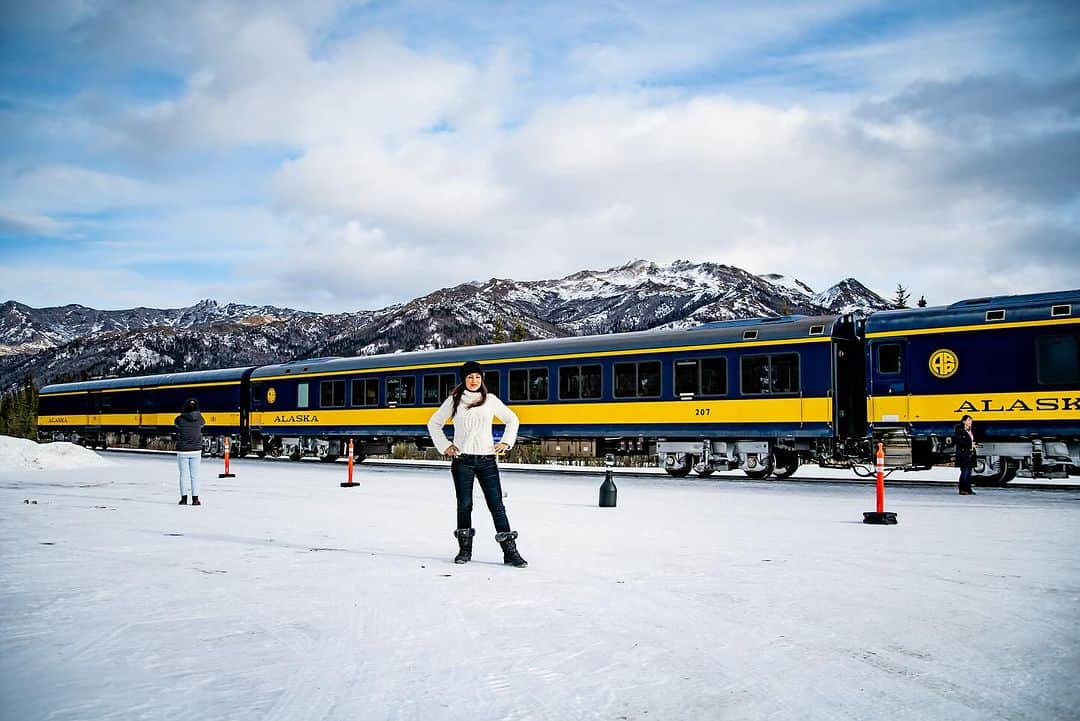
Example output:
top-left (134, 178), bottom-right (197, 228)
top-left (615, 361), bottom-right (661, 398)
top-left (440, 373), bottom-right (456, 400)
top-left (530, 368), bottom-right (549, 400)
top-left (297, 383), bottom-right (309, 408)
top-left (1051, 304), bottom-right (1071, 317)
top-left (675, 361), bottom-right (698, 396)
top-left (877, 344), bottom-right (902, 374)
top-left (320, 380), bottom-right (346, 408)
top-left (509, 368), bottom-right (547, 401)
top-left (422, 375), bottom-right (439, 404)
top-left (484, 371), bottom-right (500, 396)
top-left (701, 357), bottom-right (727, 395)
top-left (350, 379), bottom-right (379, 407)
top-left (614, 363), bottom-right (637, 398)
top-left (386, 376), bottom-right (416, 405)
top-left (559, 366), bottom-right (581, 399)
top-left (559, 365), bottom-right (601, 400)
top-left (422, 373), bottom-right (457, 405)
top-left (581, 365), bottom-right (601, 398)
top-left (638, 361), bottom-right (661, 397)
top-left (321, 380), bottom-right (345, 408)
top-left (509, 369), bottom-right (527, 401)
top-left (741, 356), bottom-right (771, 394)
top-left (1036, 334), bottom-right (1080, 385)
top-left (770, 353), bottom-right (800, 393)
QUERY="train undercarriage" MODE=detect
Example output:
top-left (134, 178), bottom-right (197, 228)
top-left (655, 430), bottom-right (1080, 485)
top-left (40, 427), bottom-right (1079, 485)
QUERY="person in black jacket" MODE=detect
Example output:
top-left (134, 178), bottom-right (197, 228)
top-left (174, 398), bottom-right (206, 505)
top-left (954, 414), bottom-right (977, 495)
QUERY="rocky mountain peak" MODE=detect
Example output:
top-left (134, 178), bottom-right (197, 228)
top-left (0, 260), bottom-right (894, 390)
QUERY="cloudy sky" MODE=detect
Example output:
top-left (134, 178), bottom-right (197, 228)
top-left (0, 1), bottom-right (1077, 313)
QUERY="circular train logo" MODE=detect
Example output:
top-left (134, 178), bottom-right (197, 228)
top-left (266, 387), bottom-right (277, 404)
top-left (929, 349), bottom-right (959, 379)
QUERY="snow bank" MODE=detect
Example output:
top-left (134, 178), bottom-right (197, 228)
top-left (0, 435), bottom-right (112, 470)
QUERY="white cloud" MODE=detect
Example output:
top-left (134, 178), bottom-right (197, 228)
top-left (2, 1), bottom-right (1077, 313)
top-left (0, 209), bottom-right (67, 237)
top-left (0, 164), bottom-right (154, 216)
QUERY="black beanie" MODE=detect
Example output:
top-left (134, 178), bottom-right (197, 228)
top-left (460, 361), bottom-right (483, 380)
top-left (183, 398), bottom-right (199, 412)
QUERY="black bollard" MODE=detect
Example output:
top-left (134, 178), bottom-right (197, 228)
top-left (599, 453), bottom-right (617, 507)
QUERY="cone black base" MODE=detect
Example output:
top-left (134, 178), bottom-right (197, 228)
top-left (863, 511), bottom-right (898, 525)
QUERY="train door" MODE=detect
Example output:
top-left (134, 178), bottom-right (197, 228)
top-left (88, 391), bottom-right (104, 427)
top-left (868, 340), bottom-right (909, 424)
top-left (832, 338), bottom-right (866, 438)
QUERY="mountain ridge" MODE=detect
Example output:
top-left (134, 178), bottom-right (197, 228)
top-left (0, 259), bottom-right (892, 390)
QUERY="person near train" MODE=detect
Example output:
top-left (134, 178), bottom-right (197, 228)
top-left (174, 397), bottom-right (206, 505)
top-left (427, 361), bottom-right (527, 567)
top-left (954, 414), bottom-right (977, 495)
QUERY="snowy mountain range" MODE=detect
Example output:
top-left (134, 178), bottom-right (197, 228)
top-left (0, 260), bottom-right (891, 390)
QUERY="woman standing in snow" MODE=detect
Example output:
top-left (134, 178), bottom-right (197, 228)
top-left (174, 398), bottom-right (205, 505)
top-left (427, 361), bottom-right (526, 567)
top-left (954, 414), bottom-right (977, 495)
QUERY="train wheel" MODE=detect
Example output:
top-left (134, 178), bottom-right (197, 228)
top-left (772, 453), bottom-right (798, 479)
top-left (319, 455), bottom-right (339, 463)
top-left (288, 449), bottom-right (301, 462)
top-left (975, 457), bottom-right (1015, 487)
top-left (256, 450), bottom-right (267, 458)
top-left (664, 454), bottom-right (693, 477)
top-left (695, 469), bottom-right (715, 478)
top-left (353, 453), bottom-right (367, 464)
top-left (743, 454), bottom-right (774, 480)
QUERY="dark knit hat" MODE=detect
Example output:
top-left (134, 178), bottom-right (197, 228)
top-left (460, 361), bottom-right (483, 380)
top-left (182, 397), bottom-right (199, 412)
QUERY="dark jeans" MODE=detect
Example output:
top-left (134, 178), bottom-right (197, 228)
top-left (958, 465), bottom-right (973, 492)
top-left (452, 455), bottom-right (510, 533)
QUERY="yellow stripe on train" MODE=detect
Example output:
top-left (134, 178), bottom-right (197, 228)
top-left (250, 397), bottom-right (834, 427)
top-left (37, 412), bottom-right (242, 427)
top-left (868, 390), bottom-right (1080, 423)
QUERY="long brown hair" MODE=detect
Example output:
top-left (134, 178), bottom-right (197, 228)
top-left (450, 381), bottom-right (487, 418)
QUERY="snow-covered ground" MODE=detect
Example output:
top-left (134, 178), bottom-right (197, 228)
top-left (1, 450), bottom-right (1078, 721)
top-left (0, 435), bottom-right (113, 471)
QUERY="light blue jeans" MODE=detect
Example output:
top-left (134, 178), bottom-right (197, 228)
top-left (177, 451), bottom-right (202, 496)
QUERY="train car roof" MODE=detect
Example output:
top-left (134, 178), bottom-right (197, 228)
top-left (864, 289), bottom-right (1080, 336)
top-left (251, 314), bottom-right (844, 380)
top-left (40, 366), bottom-right (256, 395)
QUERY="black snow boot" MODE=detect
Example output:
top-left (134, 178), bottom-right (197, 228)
top-left (191, 496), bottom-right (201, 506)
top-left (178, 495), bottom-right (188, 505)
top-left (454, 528), bottom-right (475, 564)
top-left (495, 531), bottom-right (528, 568)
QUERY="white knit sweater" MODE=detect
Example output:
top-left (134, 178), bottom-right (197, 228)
top-left (427, 390), bottom-right (519, 455)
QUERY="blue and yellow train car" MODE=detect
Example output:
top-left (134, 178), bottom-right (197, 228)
top-left (38, 367), bottom-right (256, 454)
top-left (248, 314), bottom-right (865, 478)
top-left (864, 290), bottom-right (1080, 482)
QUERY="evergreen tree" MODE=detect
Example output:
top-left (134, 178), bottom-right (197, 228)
top-left (511, 321), bottom-right (527, 343)
top-left (492, 318), bottom-right (506, 343)
top-left (917, 295), bottom-right (927, 308)
top-left (0, 377), bottom-right (38, 439)
top-left (893, 284), bottom-right (910, 309)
